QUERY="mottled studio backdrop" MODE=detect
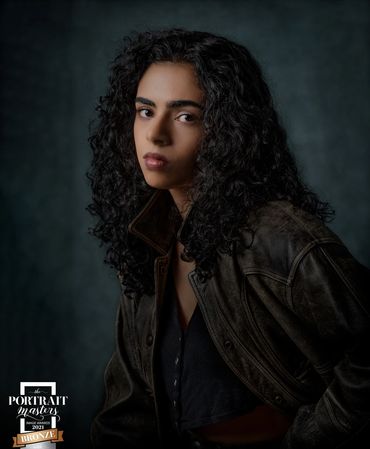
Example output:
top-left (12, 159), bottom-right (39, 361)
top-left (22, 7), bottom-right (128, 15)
top-left (0, 0), bottom-right (369, 448)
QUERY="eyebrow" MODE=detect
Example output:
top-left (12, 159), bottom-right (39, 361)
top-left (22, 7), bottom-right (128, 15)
top-left (135, 96), bottom-right (203, 110)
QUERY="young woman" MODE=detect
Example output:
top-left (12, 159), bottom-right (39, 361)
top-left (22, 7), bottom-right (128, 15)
top-left (87, 29), bottom-right (370, 449)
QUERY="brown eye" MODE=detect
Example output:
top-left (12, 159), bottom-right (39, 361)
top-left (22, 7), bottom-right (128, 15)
top-left (137, 108), bottom-right (153, 118)
top-left (177, 113), bottom-right (195, 123)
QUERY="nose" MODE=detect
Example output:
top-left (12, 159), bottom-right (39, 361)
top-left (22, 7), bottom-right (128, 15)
top-left (146, 114), bottom-right (171, 146)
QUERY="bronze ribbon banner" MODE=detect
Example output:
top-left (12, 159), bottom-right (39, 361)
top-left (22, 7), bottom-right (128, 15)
top-left (12, 429), bottom-right (64, 447)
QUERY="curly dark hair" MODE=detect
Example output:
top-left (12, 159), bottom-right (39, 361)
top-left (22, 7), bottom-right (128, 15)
top-left (86, 28), bottom-right (333, 298)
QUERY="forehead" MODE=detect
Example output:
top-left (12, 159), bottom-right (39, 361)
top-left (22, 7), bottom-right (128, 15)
top-left (137, 62), bottom-right (204, 100)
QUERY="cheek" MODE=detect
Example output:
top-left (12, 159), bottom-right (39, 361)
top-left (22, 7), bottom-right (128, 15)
top-left (133, 121), bottom-right (144, 154)
top-left (174, 150), bottom-right (198, 180)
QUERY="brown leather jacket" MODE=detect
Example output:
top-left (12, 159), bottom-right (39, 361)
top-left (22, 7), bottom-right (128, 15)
top-left (91, 190), bottom-right (370, 448)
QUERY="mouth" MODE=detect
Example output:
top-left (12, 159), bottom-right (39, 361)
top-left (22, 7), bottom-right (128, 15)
top-left (143, 152), bottom-right (169, 170)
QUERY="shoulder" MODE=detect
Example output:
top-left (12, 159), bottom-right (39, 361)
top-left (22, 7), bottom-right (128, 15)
top-left (236, 200), bottom-right (343, 279)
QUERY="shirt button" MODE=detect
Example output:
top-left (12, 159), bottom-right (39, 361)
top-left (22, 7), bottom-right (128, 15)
top-left (173, 400), bottom-right (177, 408)
top-left (175, 357), bottom-right (180, 365)
top-left (146, 334), bottom-right (153, 346)
top-left (173, 379), bottom-right (178, 387)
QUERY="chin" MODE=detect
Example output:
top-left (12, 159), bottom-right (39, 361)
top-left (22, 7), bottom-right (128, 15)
top-left (143, 173), bottom-right (173, 190)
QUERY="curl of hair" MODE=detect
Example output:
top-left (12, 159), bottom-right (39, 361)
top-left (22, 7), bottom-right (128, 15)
top-left (86, 28), bottom-right (334, 298)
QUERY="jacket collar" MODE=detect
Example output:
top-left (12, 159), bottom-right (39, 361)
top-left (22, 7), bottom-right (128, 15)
top-left (128, 189), bottom-right (191, 255)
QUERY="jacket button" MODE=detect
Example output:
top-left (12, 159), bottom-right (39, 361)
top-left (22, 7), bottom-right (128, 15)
top-left (274, 395), bottom-right (283, 405)
top-left (224, 339), bottom-right (233, 350)
top-left (146, 334), bottom-right (153, 346)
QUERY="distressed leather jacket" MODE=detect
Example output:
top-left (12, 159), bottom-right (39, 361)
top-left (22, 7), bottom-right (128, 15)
top-left (91, 190), bottom-right (370, 449)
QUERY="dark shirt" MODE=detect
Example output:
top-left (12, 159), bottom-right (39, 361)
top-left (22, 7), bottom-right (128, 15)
top-left (158, 273), bottom-right (261, 433)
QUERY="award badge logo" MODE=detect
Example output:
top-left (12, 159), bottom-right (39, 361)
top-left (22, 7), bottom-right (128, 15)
top-left (8, 382), bottom-right (68, 448)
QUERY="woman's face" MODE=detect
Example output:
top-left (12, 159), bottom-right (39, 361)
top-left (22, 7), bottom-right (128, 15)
top-left (133, 62), bottom-right (204, 191)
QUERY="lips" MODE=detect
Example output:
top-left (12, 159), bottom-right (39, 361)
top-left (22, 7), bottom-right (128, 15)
top-left (143, 152), bottom-right (169, 169)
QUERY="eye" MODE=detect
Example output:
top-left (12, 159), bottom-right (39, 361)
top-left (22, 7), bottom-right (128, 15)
top-left (177, 113), bottom-right (196, 123)
top-left (136, 108), bottom-right (153, 118)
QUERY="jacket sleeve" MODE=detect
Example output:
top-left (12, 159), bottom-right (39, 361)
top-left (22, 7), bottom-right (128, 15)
top-left (281, 241), bottom-right (370, 449)
top-left (90, 300), bottom-right (160, 449)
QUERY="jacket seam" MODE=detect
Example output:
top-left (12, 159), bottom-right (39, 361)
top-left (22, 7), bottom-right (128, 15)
top-left (243, 268), bottom-right (288, 284)
top-left (119, 297), bottom-right (143, 374)
top-left (318, 246), bottom-right (369, 319)
top-left (323, 394), bottom-right (349, 433)
top-left (286, 238), bottom-right (342, 309)
top-left (271, 202), bottom-right (332, 241)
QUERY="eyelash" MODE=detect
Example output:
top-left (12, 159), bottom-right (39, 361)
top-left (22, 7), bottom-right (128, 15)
top-left (136, 108), bottom-right (196, 123)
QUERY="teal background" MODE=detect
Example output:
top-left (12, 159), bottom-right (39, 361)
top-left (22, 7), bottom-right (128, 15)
top-left (1, 0), bottom-right (369, 447)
